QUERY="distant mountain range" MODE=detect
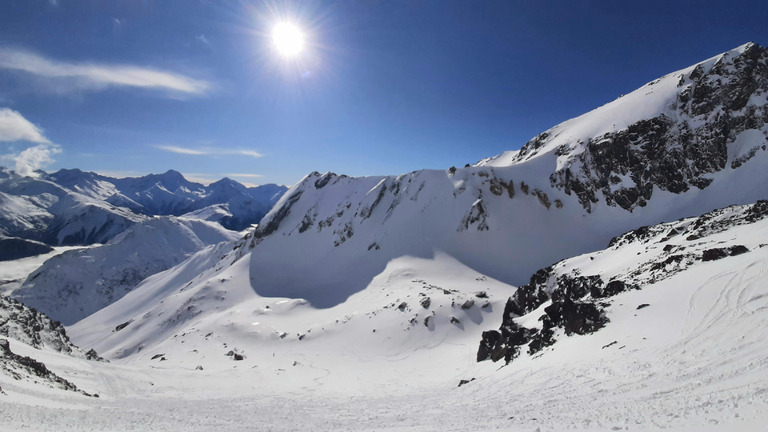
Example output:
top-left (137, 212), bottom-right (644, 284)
top-left (0, 168), bottom-right (287, 247)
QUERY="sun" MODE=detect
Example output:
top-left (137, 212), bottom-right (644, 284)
top-left (271, 22), bottom-right (305, 58)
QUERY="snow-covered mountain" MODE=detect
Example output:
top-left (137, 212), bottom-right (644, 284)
top-left (44, 168), bottom-right (288, 231)
top-left (14, 217), bottom-right (240, 325)
top-left (0, 168), bottom-right (287, 248)
top-left (69, 43), bottom-right (768, 360)
top-left (0, 168), bottom-right (145, 245)
top-left (479, 42), bottom-right (768, 213)
top-left (4, 42), bottom-right (768, 431)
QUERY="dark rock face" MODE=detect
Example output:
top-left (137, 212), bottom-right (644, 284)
top-left (517, 44), bottom-right (768, 213)
top-left (702, 245), bottom-right (750, 261)
top-left (478, 266), bottom-right (624, 364)
top-left (0, 296), bottom-right (75, 355)
top-left (542, 298), bottom-right (606, 336)
top-left (504, 267), bottom-right (552, 317)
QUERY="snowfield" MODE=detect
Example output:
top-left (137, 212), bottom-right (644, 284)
top-left (2, 210), bottom-right (768, 431)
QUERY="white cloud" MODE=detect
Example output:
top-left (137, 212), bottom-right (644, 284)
top-left (0, 48), bottom-right (212, 96)
top-left (196, 34), bottom-right (210, 45)
top-left (0, 108), bottom-right (60, 177)
top-left (156, 145), bottom-right (207, 155)
top-left (155, 145), bottom-right (264, 158)
top-left (11, 143), bottom-right (61, 177)
top-left (0, 108), bottom-right (50, 143)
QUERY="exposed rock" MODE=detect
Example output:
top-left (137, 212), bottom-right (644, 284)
top-left (0, 338), bottom-right (93, 396)
top-left (539, 44), bottom-right (768, 212)
top-left (542, 298), bottom-right (607, 336)
top-left (457, 378), bottom-right (475, 387)
top-left (479, 200), bottom-right (768, 365)
top-left (0, 296), bottom-right (83, 357)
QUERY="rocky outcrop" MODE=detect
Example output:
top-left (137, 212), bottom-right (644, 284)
top-left (514, 43), bottom-right (768, 213)
top-left (478, 200), bottom-right (768, 365)
top-left (0, 339), bottom-right (94, 396)
top-left (0, 295), bottom-right (104, 361)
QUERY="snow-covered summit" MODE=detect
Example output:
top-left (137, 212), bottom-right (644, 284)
top-left (479, 42), bottom-right (768, 212)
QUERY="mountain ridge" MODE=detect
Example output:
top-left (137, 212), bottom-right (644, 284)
top-left (0, 168), bottom-right (288, 247)
top-left (68, 43), bottom-right (768, 357)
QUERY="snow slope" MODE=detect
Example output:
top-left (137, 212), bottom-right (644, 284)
top-left (3, 43), bottom-right (768, 431)
top-left (1, 202), bottom-right (763, 432)
top-left (13, 217), bottom-right (239, 326)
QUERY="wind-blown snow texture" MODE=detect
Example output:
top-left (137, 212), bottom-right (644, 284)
top-left (3, 43), bottom-right (768, 431)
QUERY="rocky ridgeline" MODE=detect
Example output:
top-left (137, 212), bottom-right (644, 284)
top-left (518, 43), bottom-right (768, 212)
top-left (0, 295), bottom-right (104, 361)
top-left (0, 296), bottom-right (104, 396)
top-left (478, 200), bottom-right (768, 364)
top-left (0, 338), bottom-right (96, 397)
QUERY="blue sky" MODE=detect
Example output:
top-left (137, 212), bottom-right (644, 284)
top-left (0, 1), bottom-right (767, 186)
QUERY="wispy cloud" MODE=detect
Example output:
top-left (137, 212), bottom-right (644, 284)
top-left (155, 144), bottom-right (264, 158)
top-left (0, 108), bottom-right (50, 143)
top-left (226, 173), bottom-right (264, 178)
top-left (155, 145), bottom-right (207, 155)
top-left (0, 48), bottom-right (212, 96)
top-left (196, 34), bottom-right (210, 45)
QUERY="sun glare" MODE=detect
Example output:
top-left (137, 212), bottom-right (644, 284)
top-left (271, 22), bottom-right (305, 57)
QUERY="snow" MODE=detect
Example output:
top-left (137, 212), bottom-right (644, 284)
top-left (3, 212), bottom-right (768, 430)
top-left (13, 217), bottom-right (239, 325)
top-left (478, 43), bottom-right (755, 170)
top-left (0, 246), bottom-right (88, 296)
top-left (727, 128), bottom-right (767, 163)
top-left (2, 43), bottom-right (768, 431)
